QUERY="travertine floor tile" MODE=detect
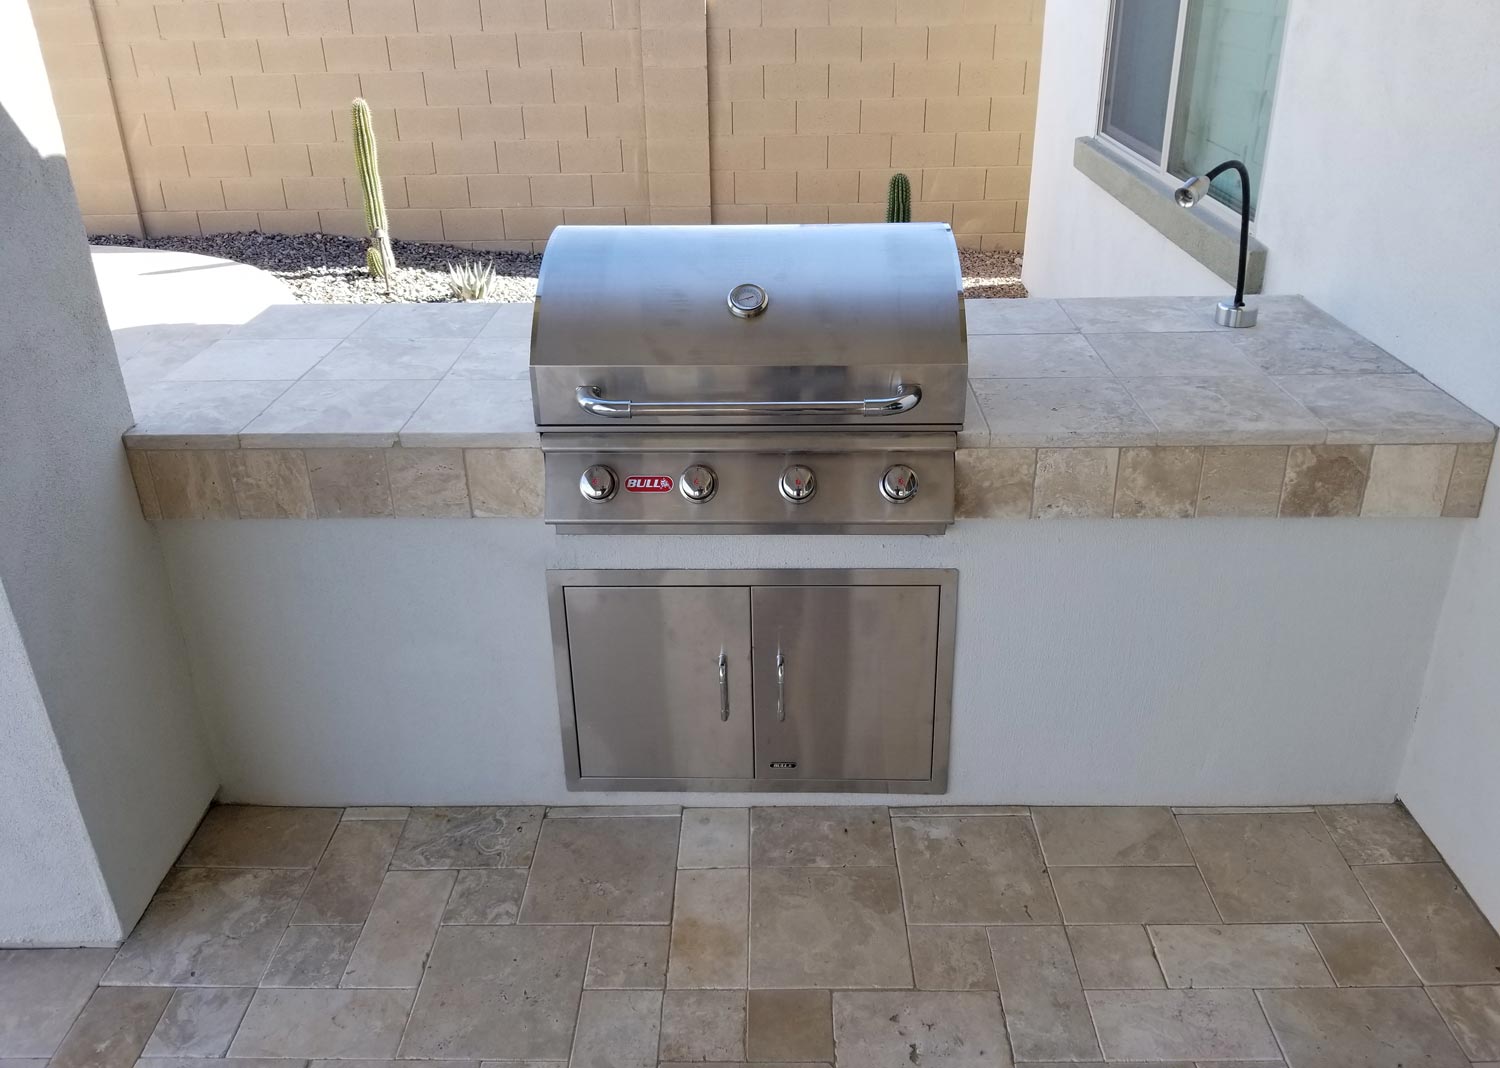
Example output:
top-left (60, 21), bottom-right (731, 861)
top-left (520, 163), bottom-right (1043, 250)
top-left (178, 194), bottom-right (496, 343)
top-left (1065, 924), bottom-right (1163, 989)
top-left (177, 805), bottom-right (340, 869)
top-left (750, 806), bottom-right (894, 867)
top-left (679, 808), bottom-right (749, 868)
top-left (966, 296), bottom-right (1077, 334)
top-left (988, 926), bottom-right (1099, 1061)
top-left (892, 815), bottom-right (1059, 925)
top-left (0, 948), bottom-right (114, 1057)
top-left (400, 925), bottom-right (590, 1060)
top-left (1016, 1063), bottom-right (1191, 1068)
top-left (749, 867), bottom-right (912, 989)
top-left (260, 924), bottom-right (362, 988)
top-left (341, 806), bottom-right (410, 820)
top-left (234, 302), bottom-right (375, 339)
top-left (969, 332), bottom-right (1109, 377)
top-left (1315, 804), bottom-right (1441, 865)
top-left (518, 816), bottom-right (679, 924)
top-left (390, 806), bottom-right (543, 870)
top-left (46, 986), bottom-right (171, 1068)
top-left (1354, 862), bottom-right (1500, 984)
top-left (228, 988), bottom-right (414, 1059)
top-left (586, 925), bottom-right (670, 990)
top-left (569, 989), bottom-right (661, 1068)
top-left (893, 806), bottom-right (1029, 816)
top-left (291, 818), bottom-right (403, 925)
top-left (341, 869), bottom-right (455, 988)
top-left (442, 868), bottom-right (529, 925)
top-left (140, 986), bottom-right (253, 1057)
top-left (1428, 985), bottom-right (1500, 1061)
top-left (1087, 989), bottom-right (1280, 1061)
top-left (1031, 806), bottom-right (1193, 866)
top-left (747, 989), bottom-right (834, 1062)
top-left (832, 991), bottom-right (1011, 1068)
top-left (1050, 866), bottom-right (1218, 924)
top-left (102, 867), bottom-right (310, 987)
top-left (1149, 923), bottom-right (1332, 988)
top-left (546, 805), bottom-right (682, 818)
top-left (659, 989), bottom-right (746, 1062)
top-left (1176, 812), bottom-right (1376, 922)
top-left (1259, 987), bottom-right (1468, 1067)
top-left (909, 925), bottom-right (998, 991)
top-left (1305, 922), bottom-right (1419, 987)
top-left (668, 868), bottom-right (748, 989)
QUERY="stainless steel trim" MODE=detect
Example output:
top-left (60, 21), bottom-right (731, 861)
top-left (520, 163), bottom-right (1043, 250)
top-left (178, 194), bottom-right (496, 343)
top-left (718, 650), bottom-right (730, 722)
top-left (542, 432), bottom-right (955, 534)
top-left (546, 568), bottom-right (957, 794)
top-left (542, 430), bottom-right (957, 453)
top-left (775, 649), bottom-right (786, 722)
top-left (574, 384), bottom-right (922, 419)
top-left (533, 364), bottom-right (966, 428)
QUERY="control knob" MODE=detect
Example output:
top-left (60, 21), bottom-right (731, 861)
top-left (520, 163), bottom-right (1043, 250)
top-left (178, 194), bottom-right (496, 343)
top-left (880, 464), bottom-right (919, 503)
top-left (579, 464), bottom-right (617, 501)
top-left (779, 464), bottom-right (816, 503)
top-left (679, 464), bottom-right (717, 502)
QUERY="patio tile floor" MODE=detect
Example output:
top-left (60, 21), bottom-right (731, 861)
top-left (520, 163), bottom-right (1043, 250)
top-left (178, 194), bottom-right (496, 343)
top-left (3, 802), bottom-right (1499, 1067)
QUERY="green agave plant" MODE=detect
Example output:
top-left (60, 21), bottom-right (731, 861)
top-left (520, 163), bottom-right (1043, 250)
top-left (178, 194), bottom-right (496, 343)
top-left (447, 259), bottom-right (499, 302)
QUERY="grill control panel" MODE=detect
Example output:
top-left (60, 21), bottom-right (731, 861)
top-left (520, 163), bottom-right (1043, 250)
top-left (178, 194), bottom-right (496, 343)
top-left (547, 433), bottom-right (955, 534)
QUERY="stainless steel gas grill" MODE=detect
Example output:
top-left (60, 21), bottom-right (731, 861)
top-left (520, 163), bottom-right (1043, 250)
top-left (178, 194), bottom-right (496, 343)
top-left (530, 223), bottom-right (967, 534)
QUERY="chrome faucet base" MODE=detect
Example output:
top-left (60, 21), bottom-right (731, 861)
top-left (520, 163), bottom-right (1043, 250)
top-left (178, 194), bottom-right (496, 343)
top-left (1215, 300), bottom-right (1258, 328)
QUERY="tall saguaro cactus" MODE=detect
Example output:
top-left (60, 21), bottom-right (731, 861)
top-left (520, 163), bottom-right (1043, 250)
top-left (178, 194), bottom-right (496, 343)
top-left (352, 98), bottom-right (395, 294)
top-left (886, 172), bottom-right (912, 223)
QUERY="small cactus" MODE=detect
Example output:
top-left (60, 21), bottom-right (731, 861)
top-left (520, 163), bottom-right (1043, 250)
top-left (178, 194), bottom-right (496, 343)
top-left (886, 172), bottom-right (912, 223)
top-left (447, 259), bottom-right (499, 302)
top-left (352, 97), bottom-right (395, 294)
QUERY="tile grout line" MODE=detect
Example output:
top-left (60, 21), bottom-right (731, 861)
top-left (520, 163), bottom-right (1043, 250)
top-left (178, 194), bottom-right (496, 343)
top-left (1169, 809), bottom-right (1228, 926)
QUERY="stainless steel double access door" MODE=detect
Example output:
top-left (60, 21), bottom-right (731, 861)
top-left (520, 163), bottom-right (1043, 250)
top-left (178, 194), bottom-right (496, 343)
top-left (546, 569), bottom-right (958, 793)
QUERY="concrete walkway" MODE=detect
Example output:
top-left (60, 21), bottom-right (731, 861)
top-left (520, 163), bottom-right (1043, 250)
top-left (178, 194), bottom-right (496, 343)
top-left (92, 245), bottom-right (296, 392)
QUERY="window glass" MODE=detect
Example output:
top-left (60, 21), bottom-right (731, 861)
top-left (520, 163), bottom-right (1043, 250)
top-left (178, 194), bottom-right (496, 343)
top-left (1169, 0), bottom-right (1287, 214)
top-left (1100, 0), bottom-right (1182, 164)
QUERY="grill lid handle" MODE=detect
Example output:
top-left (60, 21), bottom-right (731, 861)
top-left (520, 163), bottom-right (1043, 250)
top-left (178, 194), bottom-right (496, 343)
top-left (574, 384), bottom-right (922, 419)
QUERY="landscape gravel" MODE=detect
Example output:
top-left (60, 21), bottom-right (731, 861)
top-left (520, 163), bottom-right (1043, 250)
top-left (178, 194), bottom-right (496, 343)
top-left (93, 231), bottom-right (1024, 303)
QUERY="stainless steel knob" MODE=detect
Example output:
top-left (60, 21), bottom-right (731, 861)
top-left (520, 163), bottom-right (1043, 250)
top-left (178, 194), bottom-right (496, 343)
top-left (779, 464), bottom-right (816, 503)
top-left (679, 464), bottom-right (717, 502)
top-left (579, 464), bottom-right (617, 501)
top-left (880, 464), bottom-right (919, 503)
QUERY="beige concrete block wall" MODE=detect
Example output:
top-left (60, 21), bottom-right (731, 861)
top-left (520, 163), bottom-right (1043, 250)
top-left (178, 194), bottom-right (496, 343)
top-left (28, 0), bottom-right (1039, 249)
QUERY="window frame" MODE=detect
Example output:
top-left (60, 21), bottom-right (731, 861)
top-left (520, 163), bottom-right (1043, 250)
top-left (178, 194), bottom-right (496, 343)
top-left (1095, 0), bottom-right (1278, 227)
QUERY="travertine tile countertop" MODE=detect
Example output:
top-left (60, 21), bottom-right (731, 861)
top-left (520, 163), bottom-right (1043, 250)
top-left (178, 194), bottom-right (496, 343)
top-left (119, 296), bottom-right (1495, 521)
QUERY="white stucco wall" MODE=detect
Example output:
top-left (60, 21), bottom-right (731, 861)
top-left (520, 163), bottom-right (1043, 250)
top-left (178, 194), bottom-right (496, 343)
top-left (0, 584), bottom-right (119, 945)
top-left (0, 6), bottom-right (217, 944)
top-left (158, 517), bottom-right (1456, 808)
top-left (1023, 0), bottom-right (1500, 920)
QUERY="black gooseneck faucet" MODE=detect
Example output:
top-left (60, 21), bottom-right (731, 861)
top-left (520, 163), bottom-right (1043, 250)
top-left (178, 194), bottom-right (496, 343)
top-left (1174, 158), bottom-right (1257, 328)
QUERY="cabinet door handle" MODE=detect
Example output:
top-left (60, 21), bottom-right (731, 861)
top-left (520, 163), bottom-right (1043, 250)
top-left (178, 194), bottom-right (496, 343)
top-left (775, 650), bottom-right (786, 722)
top-left (718, 651), bottom-right (730, 722)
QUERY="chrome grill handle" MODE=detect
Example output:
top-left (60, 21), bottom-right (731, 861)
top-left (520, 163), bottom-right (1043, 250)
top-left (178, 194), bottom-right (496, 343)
top-left (775, 650), bottom-right (786, 722)
top-left (718, 650), bottom-right (730, 722)
top-left (575, 384), bottom-right (921, 419)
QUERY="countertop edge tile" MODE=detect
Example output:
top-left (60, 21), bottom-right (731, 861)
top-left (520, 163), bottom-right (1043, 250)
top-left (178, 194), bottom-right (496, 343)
top-left (125, 433), bottom-right (246, 450)
top-left (238, 432), bottom-right (404, 449)
top-left (398, 431), bottom-right (544, 448)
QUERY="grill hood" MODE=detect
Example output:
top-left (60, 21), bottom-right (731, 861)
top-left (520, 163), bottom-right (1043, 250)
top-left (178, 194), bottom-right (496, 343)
top-left (530, 223), bottom-right (968, 429)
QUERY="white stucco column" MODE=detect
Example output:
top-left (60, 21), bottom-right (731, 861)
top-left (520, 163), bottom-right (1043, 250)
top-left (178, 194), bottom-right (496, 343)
top-left (0, 3), bottom-right (217, 945)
